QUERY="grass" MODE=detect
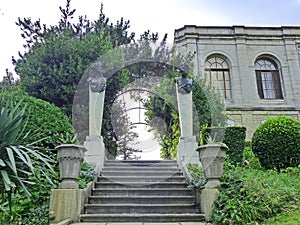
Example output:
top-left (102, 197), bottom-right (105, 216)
top-left (261, 204), bottom-right (300, 225)
top-left (211, 161), bottom-right (300, 225)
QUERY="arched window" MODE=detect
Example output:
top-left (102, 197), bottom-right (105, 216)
top-left (255, 58), bottom-right (283, 99)
top-left (205, 55), bottom-right (231, 99)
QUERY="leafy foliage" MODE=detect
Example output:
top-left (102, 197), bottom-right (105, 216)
top-left (77, 162), bottom-right (96, 189)
top-left (0, 161), bottom-right (96, 224)
top-left (223, 127), bottom-right (246, 165)
top-left (145, 75), bottom-right (227, 159)
top-left (0, 97), bottom-right (55, 212)
top-left (187, 163), bottom-right (206, 189)
top-left (144, 78), bottom-right (179, 159)
top-left (0, 163), bottom-right (58, 225)
top-left (0, 69), bottom-right (19, 92)
top-left (192, 77), bottom-right (227, 131)
top-left (13, 1), bottom-right (134, 117)
top-left (201, 127), bottom-right (248, 165)
top-left (252, 115), bottom-right (300, 171)
top-left (211, 163), bottom-right (300, 225)
top-left (200, 127), bottom-right (226, 145)
top-left (0, 91), bottom-right (74, 149)
top-left (243, 145), bottom-right (261, 169)
top-left (101, 69), bottom-right (138, 157)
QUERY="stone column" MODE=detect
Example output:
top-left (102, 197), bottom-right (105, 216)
top-left (89, 87), bottom-right (105, 136)
top-left (84, 77), bottom-right (106, 173)
top-left (175, 76), bottom-right (199, 168)
top-left (176, 87), bottom-right (193, 137)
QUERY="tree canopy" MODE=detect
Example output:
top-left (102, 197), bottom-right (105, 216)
top-left (13, 0), bottom-right (134, 117)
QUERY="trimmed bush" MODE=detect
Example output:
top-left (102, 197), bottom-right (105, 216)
top-left (0, 91), bottom-right (75, 149)
top-left (252, 115), bottom-right (300, 171)
top-left (224, 127), bottom-right (246, 165)
top-left (200, 127), bottom-right (226, 145)
top-left (200, 126), bottom-right (246, 165)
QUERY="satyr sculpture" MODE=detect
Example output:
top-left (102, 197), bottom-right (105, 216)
top-left (87, 62), bottom-right (106, 93)
top-left (174, 73), bottom-right (194, 94)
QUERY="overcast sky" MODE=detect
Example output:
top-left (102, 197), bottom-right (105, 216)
top-left (1, 0), bottom-right (300, 79)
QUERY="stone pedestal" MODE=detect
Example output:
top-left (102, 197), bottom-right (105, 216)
top-left (177, 136), bottom-right (199, 169)
top-left (84, 135), bottom-right (105, 174)
top-left (200, 188), bottom-right (219, 221)
top-left (49, 189), bottom-right (84, 223)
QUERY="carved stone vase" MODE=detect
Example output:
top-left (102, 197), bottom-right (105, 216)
top-left (56, 144), bottom-right (87, 189)
top-left (197, 144), bottom-right (227, 188)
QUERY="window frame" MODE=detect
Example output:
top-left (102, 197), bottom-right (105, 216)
top-left (255, 58), bottom-right (283, 100)
top-left (205, 55), bottom-right (232, 100)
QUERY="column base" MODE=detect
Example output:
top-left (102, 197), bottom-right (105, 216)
top-left (84, 135), bottom-right (105, 174)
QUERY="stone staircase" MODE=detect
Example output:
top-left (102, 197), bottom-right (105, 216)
top-left (79, 160), bottom-right (205, 223)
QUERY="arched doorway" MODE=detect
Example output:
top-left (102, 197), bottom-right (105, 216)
top-left (72, 40), bottom-right (206, 171)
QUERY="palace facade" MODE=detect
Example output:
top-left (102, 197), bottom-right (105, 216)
top-left (174, 25), bottom-right (300, 139)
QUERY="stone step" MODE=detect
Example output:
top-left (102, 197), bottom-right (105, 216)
top-left (80, 160), bottom-right (202, 223)
top-left (94, 181), bottom-right (189, 189)
top-left (104, 161), bottom-right (178, 168)
top-left (97, 176), bottom-right (186, 183)
top-left (102, 166), bottom-right (180, 171)
top-left (80, 213), bottom-right (206, 223)
top-left (84, 204), bottom-right (200, 214)
top-left (101, 170), bottom-right (182, 176)
top-left (105, 160), bottom-right (177, 164)
top-left (92, 187), bottom-right (194, 196)
top-left (88, 196), bottom-right (195, 204)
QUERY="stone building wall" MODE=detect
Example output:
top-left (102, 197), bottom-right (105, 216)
top-left (174, 25), bottom-right (300, 139)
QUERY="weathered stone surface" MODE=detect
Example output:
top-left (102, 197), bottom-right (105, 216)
top-left (199, 188), bottom-right (220, 221)
top-left (80, 160), bottom-right (205, 223)
top-left (174, 25), bottom-right (300, 139)
top-left (56, 144), bottom-right (86, 189)
top-left (50, 189), bottom-right (84, 223)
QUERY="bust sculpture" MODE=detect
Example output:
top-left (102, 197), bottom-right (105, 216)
top-left (174, 73), bottom-right (194, 94)
top-left (87, 62), bottom-right (106, 93)
top-left (88, 76), bottom-right (106, 93)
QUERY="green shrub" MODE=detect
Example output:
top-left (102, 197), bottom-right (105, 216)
top-left (77, 162), bottom-right (97, 189)
top-left (0, 162), bottom-right (96, 225)
top-left (187, 163), bottom-right (206, 189)
top-left (223, 127), bottom-right (246, 165)
top-left (201, 126), bottom-right (246, 165)
top-left (245, 140), bottom-right (252, 148)
top-left (0, 97), bottom-right (58, 224)
top-left (211, 164), bottom-right (300, 225)
top-left (0, 91), bottom-right (75, 149)
top-left (200, 127), bottom-right (226, 145)
top-left (252, 115), bottom-right (300, 171)
top-left (244, 146), bottom-right (261, 169)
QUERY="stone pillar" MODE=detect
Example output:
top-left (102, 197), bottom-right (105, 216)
top-left (84, 84), bottom-right (106, 173)
top-left (89, 87), bottom-right (105, 136)
top-left (176, 85), bottom-right (193, 137)
top-left (175, 76), bottom-right (199, 169)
